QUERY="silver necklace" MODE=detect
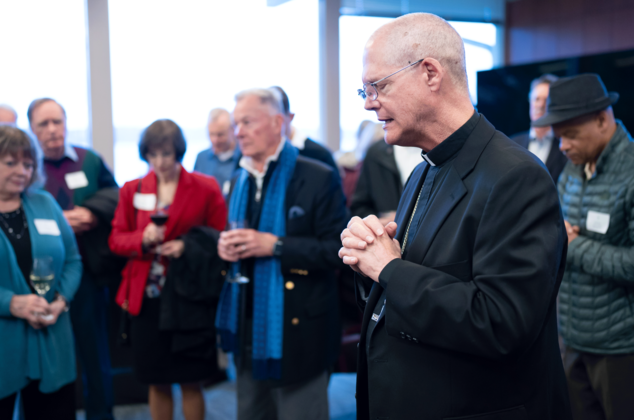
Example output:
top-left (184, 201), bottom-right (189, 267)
top-left (0, 207), bottom-right (28, 239)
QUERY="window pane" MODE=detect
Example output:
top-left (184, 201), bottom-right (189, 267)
top-left (449, 22), bottom-right (497, 47)
top-left (109, 0), bottom-right (319, 184)
top-left (339, 16), bottom-right (392, 152)
top-left (0, 0), bottom-right (90, 147)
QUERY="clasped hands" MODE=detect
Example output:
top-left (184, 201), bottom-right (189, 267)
top-left (9, 294), bottom-right (66, 330)
top-left (142, 223), bottom-right (184, 258)
top-left (218, 229), bottom-right (278, 262)
top-left (338, 215), bottom-right (402, 282)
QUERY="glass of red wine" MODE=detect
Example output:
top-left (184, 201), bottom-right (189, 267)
top-left (150, 210), bottom-right (169, 227)
top-left (150, 210), bottom-right (169, 253)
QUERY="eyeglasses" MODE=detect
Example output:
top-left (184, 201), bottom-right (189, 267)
top-left (357, 58), bottom-right (425, 101)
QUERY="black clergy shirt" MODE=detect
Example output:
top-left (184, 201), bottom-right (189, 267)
top-left (365, 111), bottom-right (480, 358)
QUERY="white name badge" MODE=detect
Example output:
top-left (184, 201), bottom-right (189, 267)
top-left (586, 210), bottom-right (610, 234)
top-left (64, 171), bottom-right (89, 190)
top-left (222, 180), bottom-right (231, 196)
top-left (133, 193), bottom-right (157, 211)
top-left (34, 219), bottom-right (61, 236)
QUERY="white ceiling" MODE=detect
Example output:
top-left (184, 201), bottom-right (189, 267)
top-left (268, 0), bottom-right (511, 23)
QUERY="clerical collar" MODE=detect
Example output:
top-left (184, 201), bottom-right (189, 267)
top-left (422, 111), bottom-right (480, 167)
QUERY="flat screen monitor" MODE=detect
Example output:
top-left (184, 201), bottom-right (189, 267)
top-left (477, 48), bottom-right (634, 138)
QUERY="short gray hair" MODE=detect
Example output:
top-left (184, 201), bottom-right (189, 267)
top-left (529, 74), bottom-right (559, 96)
top-left (207, 107), bottom-right (230, 124)
top-left (368, 13), bottom-right (468, 93)
top-left (235, 88), bottom-right (283, 115)
top-left (0, 104), bottom-right (17, 123)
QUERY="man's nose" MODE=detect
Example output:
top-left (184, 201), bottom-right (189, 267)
top-left (559, 138), bottom-right (570, 152)
top-left (234, 125), bottom-right (244, 138)
top-left (364, 96), bottom-right (378, 111)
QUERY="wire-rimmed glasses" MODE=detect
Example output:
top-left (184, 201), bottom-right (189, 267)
top-left (357, 58), bottom-right (425, 101)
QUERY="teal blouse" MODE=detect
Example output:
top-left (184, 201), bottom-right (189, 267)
top-left (0, 190), bottom-right (82, 399)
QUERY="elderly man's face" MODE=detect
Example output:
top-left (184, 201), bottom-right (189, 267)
top-left (0, 109), bottom-right (17, 125)
top-left (361, 43), bottom-right (426, 146)
top-left (529, 83), bottom-right (550, 122)
top-left (554, 113), bottom-right (605, 165)
top-left (232, 95), bottom-right (283, 162)
top-left (30, 101), bottom-right (66, 160)
top-left (208, 115), bottom-right (235, 155)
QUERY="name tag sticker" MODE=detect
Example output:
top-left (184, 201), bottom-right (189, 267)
top-left (222, 180), bottom-right (231, 196)
top-left (133, 193), bottom-right (157, 211)
top-left (34, 219), bottom-right (61, 236)
top-left (64, 171), bottom-right (89, 190)
top-left (586, 210), bottom-right (610, 234)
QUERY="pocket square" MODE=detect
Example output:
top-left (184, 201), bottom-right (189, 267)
top-left (288, 205), bottom-right (305, 219)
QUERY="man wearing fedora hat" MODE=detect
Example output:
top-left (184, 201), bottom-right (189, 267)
top-left (534, 73), bottom-right (634, 420)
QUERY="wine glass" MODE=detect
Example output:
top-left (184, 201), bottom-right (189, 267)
top-left (150, 209), bottom-right (169, 253)
top-left (226, 220), bottom-right (250, 284)
top-left (150, 209), bottom-right (169, 227)
top-left (30, 256), bottom-right (55, 321)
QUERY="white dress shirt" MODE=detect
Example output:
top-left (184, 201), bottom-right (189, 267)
top-left (527, 128), bottom-right (555, 164)
top-left (393, 146), bottom-right (423, 186)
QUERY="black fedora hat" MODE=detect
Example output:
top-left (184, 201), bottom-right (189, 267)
top-left (532, 73), bottom-right (619, 127)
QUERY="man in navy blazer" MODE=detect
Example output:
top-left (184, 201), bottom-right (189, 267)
top-left (339, 13), bottom-right (572, 420)
top-left (218, 88), bottom-right (347, 420)
top-left (511, 74), bottom-right (568, 182)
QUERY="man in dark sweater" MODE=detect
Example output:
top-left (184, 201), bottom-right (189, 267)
top-left (28, 98), bottom-right (117, 420)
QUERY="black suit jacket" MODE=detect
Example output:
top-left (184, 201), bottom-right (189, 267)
top-left (230, 155), bottom-right (348, 385)
top-left (511, 131), bottom-right (568, 183)
top-left (350, 140), bottom-right (402, 218)
top-left (355, 116), bottom-right (571, 420)
top-left (299, 138), bottom-right (341, 183)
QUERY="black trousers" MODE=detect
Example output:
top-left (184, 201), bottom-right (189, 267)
top-left (563, 347), bottom-right (634, 420)
top-left (0, 380), bottom-right (75, 420)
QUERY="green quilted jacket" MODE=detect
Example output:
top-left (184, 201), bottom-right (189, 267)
top-left (557, 121), bottom-right (634, 354)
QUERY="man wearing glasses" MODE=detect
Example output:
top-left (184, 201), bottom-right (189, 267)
top-left (338, 13), bottom-right (572, 420)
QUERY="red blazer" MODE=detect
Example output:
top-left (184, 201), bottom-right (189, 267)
top-left (109, 167), bottom-right (227, 316)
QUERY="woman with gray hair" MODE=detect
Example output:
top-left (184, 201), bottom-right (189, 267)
top-left (0, 125), bottom-right (82, 419)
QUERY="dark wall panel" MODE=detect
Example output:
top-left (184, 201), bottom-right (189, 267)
top-left (506, 0), bottom-right (634, 66)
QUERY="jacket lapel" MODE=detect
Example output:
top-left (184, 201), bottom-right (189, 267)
top-left (401, 114), bottom-right (496, 263)
top-left (165, 167), bottom-right (194, 241)
top-left (285, 171), bottom-right (305, 213)
top-left (394, 163), bottom-right (427, 244)
top-left (404, 167), bottom-right (466, 263)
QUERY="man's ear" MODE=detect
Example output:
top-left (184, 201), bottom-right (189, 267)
top-left (421, 58), bottom-right (444, 92)
top-left (273, 114), bottom-right (285, 134)
top-left (288, 113), bottom-right (295, 124)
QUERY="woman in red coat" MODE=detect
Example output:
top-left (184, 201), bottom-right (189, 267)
top-left (109, 119), bottom-right (227, 420)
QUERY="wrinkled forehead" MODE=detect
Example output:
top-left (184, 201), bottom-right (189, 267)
top-left (233, 96), bottom-right (272, 120)
top-left (362, 47), bottom-right (384, 83)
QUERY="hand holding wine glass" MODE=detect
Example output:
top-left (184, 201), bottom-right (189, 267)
top-left (218, 221), bottom-right (250, 284)
top-left (9, 294), bottom-right (50, 329)
top-left (142, 221), bottom-right (166, 249)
